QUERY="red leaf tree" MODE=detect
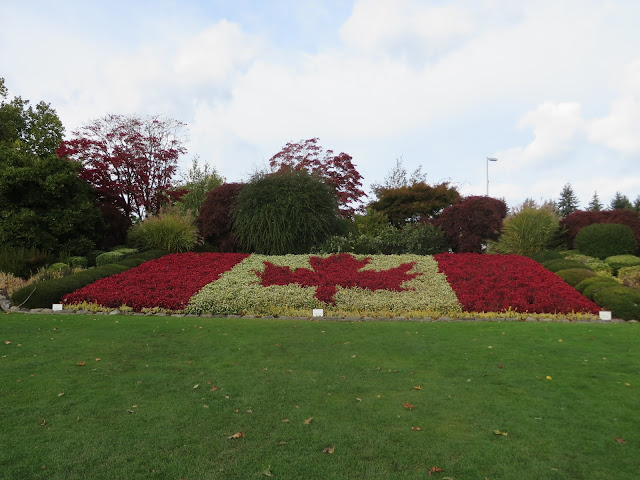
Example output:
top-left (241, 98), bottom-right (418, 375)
top-left (195, 182), bottom-right (245, 252)
top-left (268, 138), bottom-right (366, 218)
top-left (57, 114), bottom-right (188, 222)
top-left (432, 196), bottom-right (507, 253)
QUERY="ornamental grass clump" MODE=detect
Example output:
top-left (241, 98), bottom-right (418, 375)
top-left (490, 207), bottom-right (561, 257)
top-left (128, 211), bottom-right (199, 253)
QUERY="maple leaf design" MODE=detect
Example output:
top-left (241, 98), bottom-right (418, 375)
top-left (258, 253), bottom-right (420, 304)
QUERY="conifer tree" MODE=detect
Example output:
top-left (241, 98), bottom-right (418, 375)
top-left (609, 191), bottom-right (632, 210)
top-left (555, 183), bottom-right (579, 217)
top-left (588, 191), bottom-right (603, 211)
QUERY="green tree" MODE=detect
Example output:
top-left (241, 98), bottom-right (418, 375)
top-left (609, 191), bottom-right (633, 210)
top-left (369, 181), bottom-right (460, 227)
top-left (555, 183), bottom-right (579, 217)
top-left (633, 195), bottom-right (640, 213)
top-left (176, 156), bottom-right (224, 216)
top-left (0, 79), bottom-right (104, 254)
top-left (232, 170), bottom-right (339, 254)
top-left (588, 191), bottom-right (603, 211)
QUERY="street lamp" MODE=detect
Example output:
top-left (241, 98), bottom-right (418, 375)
top-left (486, 157), bottom-right (498, 196)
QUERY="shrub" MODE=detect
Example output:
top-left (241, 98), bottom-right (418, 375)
top-left (561, 209), bottom-right (640, 249)
top-left (10, 264), bottom-right (128, 309)
top-left (530, 250), bottom-right (563, 263)
top-left (0, 272), bottom-right (29, 297)
top-left (67, 256), bottom-right (88, 269)
top-left (542, 259), bottom-right (589, 273)
top-left (618, 265), bottom-right (640, 289)
top-left (592, 285), bottom-right (640, 320)
top-left (115, 258), bottom-right (146, 268)
top-left (562, 253), bottom-right (613, 274)
top-left (49, 262), bottom-right (70, 272)
top-left (128, 211), bottom-right (198, 253)
top-left (86, 250), bottom-right (106, 267)
top-left (574, 224), bottom-right (638, 259)
top-left (393, 223), bottom-right (449, 255)
top-left (579, 277), bottom-right (621, 300)
top-left (555, 268), bottom-right (596, 287)
top-left (604, 254), bottom-right (640, 275)
top-left (575, 276), bottom-right (616, 294)
top-left (95, 251), bottom-right (126, 266)
top-left (196, 182), bottom-right (244, 252)
top-left (489, 207), bottom-right (562, 256)
top-left (433, 196), bottom-right (507, 253)
top-left (232, 170), bottom-right (340, 254)
top-left (111, 247), bottom-right (138, 255)
top-left (0, 246), bottom-right (50, 279)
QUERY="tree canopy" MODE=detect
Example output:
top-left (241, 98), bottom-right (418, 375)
top-left (556, 183), bottom-right (579, 218)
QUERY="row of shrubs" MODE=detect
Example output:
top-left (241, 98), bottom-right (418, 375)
top-left (532, 250), bottom-right (640, 320)
top-left (10, 249), bottom-right (168, 309)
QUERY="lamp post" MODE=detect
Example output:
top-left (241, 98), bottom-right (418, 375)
top-left (486, 157), bottom-right (498, 196)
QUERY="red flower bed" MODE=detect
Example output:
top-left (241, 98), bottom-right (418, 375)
top-left (63, 253), bottom-right (248, 311)
top-left (434, 253), bottom-right (600, 314)
top-left (258, 253), bottom-right (420, 304)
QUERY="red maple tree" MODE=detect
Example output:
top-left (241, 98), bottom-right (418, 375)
top-left (268, 138), bottom-right (366, 218)
top-left (257, 253), bottom-right (420, 304)
top-left (57, 114), bottom-right (188, 221)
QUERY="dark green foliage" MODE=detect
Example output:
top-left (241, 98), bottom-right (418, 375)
top-left (49, 262), bottom-right (69, 271)
top-left (232, 170), bottom-right (340, 254)
top-left (0, 246), bottom-right (50, 278)
top-left (433, 196), bottom-right (507, 253)
top-left (542, 258), bottom-right (590, 273)
top-left (115, 258), bottom-right (146, 268)
top-left (587, 192), bottom-right (603, 212)
top-left (560, 209), bottom-right (640, 249)
top-left (530, 250), bottom-right (564, 263)
top-left (0, 81), bottom-right (104, 255)
top-left (196, 182), bottom-right (245, 251)
top-left (95, 251), bottom-right (126, 266)
top-left (609, 192), bottom-right (632, 210)
top-left (592, 285), bottom-right (640, 320)
top-left (555, 268), bottom-right (596, 287)
top-left (319, 224), bottom-right (449, 255)
top-left (128, 249), bottom-right (168, 261)
top-left (604, 255), bottom-right (640, 275)
top-left (369, 181), bottom-right (460, 227)
top-left (577, 277), bottom-right (620, 299)
top-left (86, 250), bottom-right (106, 267)
top-left (67, 256), bottom-right (88, 269)
top-left (574, 223), bottom-right (638, 259)
top-left (10, 264), bottom-right (128, 309)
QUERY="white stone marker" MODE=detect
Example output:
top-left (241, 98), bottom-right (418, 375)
top-left (312, 308), bottom-right (324, 317)
top-left (599, 311), bottom-right (612, 321)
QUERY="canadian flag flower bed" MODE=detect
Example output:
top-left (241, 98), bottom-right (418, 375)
top-left (434, 253), bottom-right (600, 314)
top-left (63, 252), bottom-right (600, 317)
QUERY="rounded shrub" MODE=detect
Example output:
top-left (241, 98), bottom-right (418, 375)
top-left (542, 258), bottom-right (589, 273)
top-left (555, 268), bottom-right (596, 287)
top-left (604, 255), bottom-right (640, 275)
top-left (617, 265), bottom-right (640, 290)
top-left (562, 253), bottom-right (613, 274)
top-left (49, 262), bottom-right (70, 272)
top-left (530, 250), bottom-right (564, 263)
top-left (579, 277), bottom-right (621, 300)
top-left (128, 212), bottom-right (198, 253)
top-left (95, 251), bottom-right (126, 266)
top-left (574, 223), bottom-right (638, 259)
top-left (86, 250), bottom-right (106, 267)
top-left (67, 256), bottom-right (88, 269)
top-left (232, 170), bottom-right (339, 254)
top-left (592, 285), bottom-right (640, 320)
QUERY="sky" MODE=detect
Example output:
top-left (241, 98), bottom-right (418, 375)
top-left (2, 0), bottom-right (640, 210)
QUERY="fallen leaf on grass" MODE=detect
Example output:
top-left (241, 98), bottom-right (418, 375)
top-left (493, 429), bottom-right (509, 436)
top-left (428, 466), bottom-right (443, 475)
top-left (262, 466), bottom-right (274, 477)
top-left (356, 398), bottom-right (362, 402)
top-left (411, 426), bottom-right (421, 431)
top-left (228, 432), bottom-right (245, 439)
top-left (546, 376), bottom-right (552, 380)
top-left (282, 419), bottom-right (290, 423)
top-left (322, 446), bottom-right (335, 454)
top-left (403, 402), bottom-right (415, 410)
top-left (210, 386), bottom-right (219, 391)
top-left (40, 420), bottom-right (46, 426)
top-left (278, 441), bottom-right (288, 445)
top-left (4, 340), bottom-right (12, 344)
top-left (95, 358), bottom-right (101, 362)
top-left (615, 438), bottom-right (626, 443)
top-left (413, 386), bottom-right (423, 390)
top-left (193, 384), bottom-right (199, 389)
top-left (303, 417), bottom-right (313, 424)
top-left (77, 361), bottom-right (86, 366)
top-left (57, 393), bottom-right (64, 397)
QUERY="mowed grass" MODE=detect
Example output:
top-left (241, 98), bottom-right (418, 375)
top-left (1, 315), bottom-right (638, 480)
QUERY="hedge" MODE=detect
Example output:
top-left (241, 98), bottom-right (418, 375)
top-left (592, 285), bottom-right (640, 320)
top-left (555, 268), bottom-right (596, 287)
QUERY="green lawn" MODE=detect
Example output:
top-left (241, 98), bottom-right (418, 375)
top-left (1, 314), bottom-right (638, 479)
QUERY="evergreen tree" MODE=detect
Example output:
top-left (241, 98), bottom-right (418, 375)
top-left (555, 183), bottom-right (579, 217)
top-left (633, 195), bottom-right (640, 213)
top-left (609, 191), bottom-right (633, 210)
top-left (588, 191), bottom-right (603, 211)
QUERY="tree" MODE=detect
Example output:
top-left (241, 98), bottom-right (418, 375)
top-left (369, 181), bottom-right (460, 227)
top-left (634, 195), bottom-right (640, 213)
top-left (58, 114), bottom-right (188, 222)
top-left (371, 157), bottom-right (428, 193)
top-left (176, 156), bottom-right (224, 216)
top-left (268, 138), bottom-right (366, 218)
top-left (195, 182), bottom-right (245, 251)
top-left (0, 79), bottom-right (104, 254)
top-left (433, 196), bottom-right (507, 253)
top-left (560, 209), bottom-right (640, 249)
top-left (588, 191), bottom-right (603, 211)
top-left (609, 191), bottom-right (632, 210)
top-left (232, 170), bottom-right (340, 254)
top-left (556, 183), bottom-right (579, 218)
